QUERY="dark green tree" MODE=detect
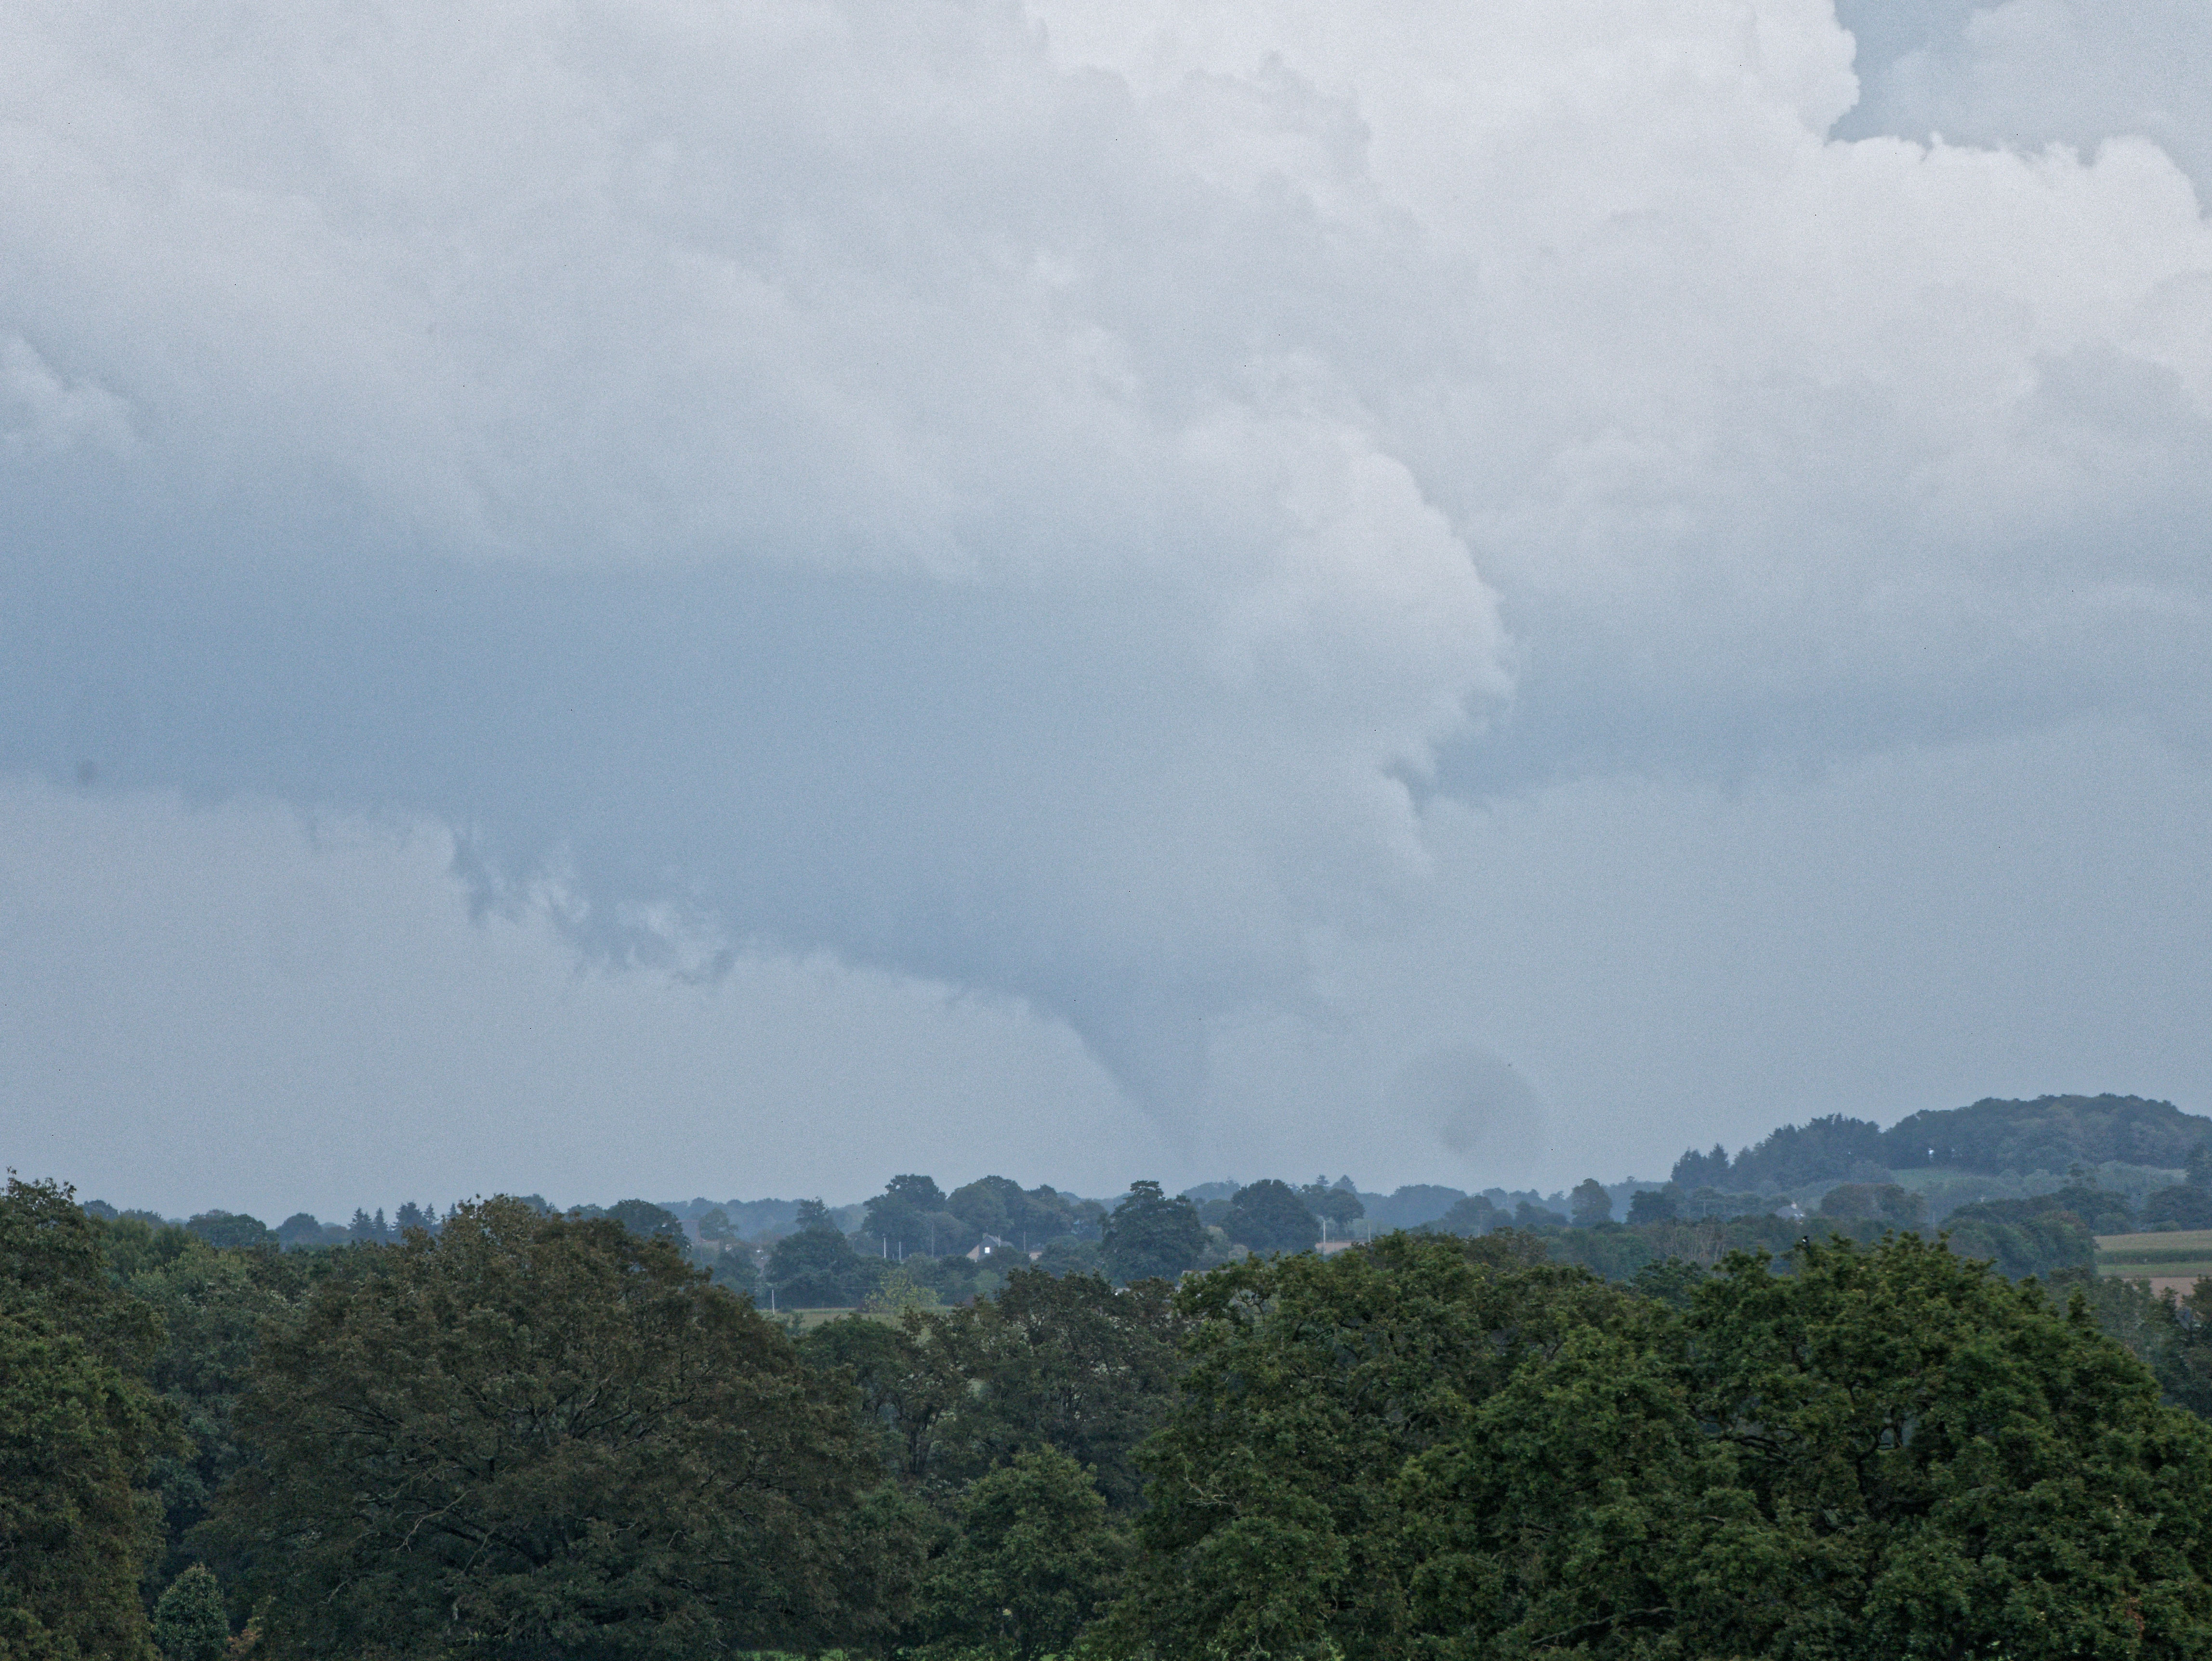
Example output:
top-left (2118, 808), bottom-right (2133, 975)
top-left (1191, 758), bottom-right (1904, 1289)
top-left (1127, 1228), bottom-right (2212, 1661)
top-left (1299, 1179), bottom-right (1365, 1233)
top-left (150, 1564), bottom-right (228, 1661)
top-left (1428, 1194), bottom-right (1504, 1236)
top-left (937, 1269), bottom-right (1185, 1511)
top-left (2165, 1279), bottom-right (2212, 1418)
top-left (1676, 1236), bottom-right (2212, 1655)
top-left (770, 1215), bottom-right (879, 1308)
top-left (911, 1450), bottom-right (1131, 1661)
top-left (709, 1246), bottom-right (761, 1301)
top-left (1101, 1182), bottom-right (1205, 1285)
top-left (1943, 1195), bottom-right (2099, 1278)
top-left (602, 1198), bottom-right (687, 1250)
top-left (1627, 1186), bottom-right (1679, 1224)
top-left (1034, 1237), bottom-right (1104, 1278)
top-left (1819, 1180), bottom-right (1928, 1226)
top-left (1223, 1179), bottom-right (1320, 1255)
top-left (272, 1213), bottom-right (336, 1250)
top-left (1121, 1232), bottom-right (1616, 1661)
top-left (183, 1211), bottom-right (275, 1252)
top-left (207, 1197), bottom-right (881, 1659)
top-left (121, 1229), bottom-right (328, 1585)
top-left (1569, 1176), bottom-right (1613, 1226)
top-left (0, 1177), bottom-right (171, 1661)
top-left (865, 1175), bottom-right (943, 1240)
top-left (2189, 1142), bottom-right (2212, 1189)
top-left (2146, 1185), bottom-right (2212, 1229)
top-left (802, 1311), bottom-right (972, 1490)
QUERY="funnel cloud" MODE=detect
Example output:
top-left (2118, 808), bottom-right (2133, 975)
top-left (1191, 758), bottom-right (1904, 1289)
top-left (3, 0), bottom-right (2211, 1215)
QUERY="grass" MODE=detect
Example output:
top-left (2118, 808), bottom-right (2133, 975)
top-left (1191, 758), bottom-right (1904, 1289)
top-left (2095, 1229), bottom-right (2212, 1253)
top-left (2094, 1231), bottom-right (2212, 1282)
top-left (2098, 1262), bottom-right (2212, 1280)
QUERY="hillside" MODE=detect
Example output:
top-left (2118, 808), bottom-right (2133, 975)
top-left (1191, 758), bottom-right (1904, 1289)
top-left (1676, 1094), bottom-right (2212, 1190)
top-left (1881, 1095), bottom-right (2212, 1174)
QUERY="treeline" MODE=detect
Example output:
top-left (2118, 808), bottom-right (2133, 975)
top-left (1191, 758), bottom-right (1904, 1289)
top-left (126, 1160), bottom-right (2172, 1320)
top-left (1672, 1093), bottom-right (2212, 1189)
top-left (14, 1176), bottom-right (2212, 1659)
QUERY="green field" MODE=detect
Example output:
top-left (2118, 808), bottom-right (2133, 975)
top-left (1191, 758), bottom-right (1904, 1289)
top-left (2094, 1230), bottom-right (2212, 1279)
top-left (2096, 1230), bottom-right (2212, 1253)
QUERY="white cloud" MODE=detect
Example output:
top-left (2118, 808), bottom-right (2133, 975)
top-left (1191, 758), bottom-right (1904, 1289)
top-left (1, 0), bottom-right (2210, 1183)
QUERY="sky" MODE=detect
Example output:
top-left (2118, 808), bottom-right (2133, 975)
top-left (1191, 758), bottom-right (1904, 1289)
top-left (3, 0), bottom-right (2210, 1221)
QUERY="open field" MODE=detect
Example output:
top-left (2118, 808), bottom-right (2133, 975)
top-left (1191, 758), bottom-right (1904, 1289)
top-left (2095, 1230), bottom-right (2212, 1267)
top-left (2094, 1231), bottom-right (2212, 1290)
top-left (2095, 1230), bottom-right (2212, 1255)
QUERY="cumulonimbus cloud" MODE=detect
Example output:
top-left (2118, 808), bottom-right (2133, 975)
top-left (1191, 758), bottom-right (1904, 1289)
top-left (1, 0), bottom-right (2208, 1110)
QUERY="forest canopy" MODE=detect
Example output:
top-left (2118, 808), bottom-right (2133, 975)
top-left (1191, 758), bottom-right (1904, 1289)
top-left (15, 1157), bottom-right (2212, 1661)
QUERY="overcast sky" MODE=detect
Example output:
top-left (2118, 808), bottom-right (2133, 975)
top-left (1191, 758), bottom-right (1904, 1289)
top-left (4, 0), bottom-right (2210, 1221)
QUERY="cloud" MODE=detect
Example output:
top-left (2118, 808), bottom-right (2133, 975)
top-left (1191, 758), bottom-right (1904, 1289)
top-left (1841, 0), bottom-right (2212, 195)
top-left (1391, 1047), bottom-right (1551, 1181)
top-left (1, 0), bottom-right (2210, 1145)
top-left (1, 335), bottom-right (133, 457)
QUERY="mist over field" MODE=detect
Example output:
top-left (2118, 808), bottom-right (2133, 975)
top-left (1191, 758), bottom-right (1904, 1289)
top-left (5, 0), bottom-right (2212, 1219)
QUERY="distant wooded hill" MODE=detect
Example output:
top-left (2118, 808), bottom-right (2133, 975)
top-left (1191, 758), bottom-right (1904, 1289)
top-left (1674, 1094), bottom-right (2212, 1190)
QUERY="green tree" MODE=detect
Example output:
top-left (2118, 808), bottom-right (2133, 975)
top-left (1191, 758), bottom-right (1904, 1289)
top-left (1428, 1194), bottom-right (1504, 1236)
top-left (708, 1246), bottom-right (761, 1301)
top-left (0, 1177), bottom-right (171, 1661)
top-left (1466, 1239), bottom-right (2212, 1657)
top-left (2146, 1185), bottom-right (2212, 1229)
top-left (1943, 1195), bottom-right (2098, 1278)
top-left (945, 1177), bottom-right (1071, 1251)
top-left (911, 1450), bottom-right (1131, 1661)
top-left (864, 1267), bottom-right (940, 1315)
top-left (1126, 1230), bottom-right (2212, 1661)
top-left (865, 1175), bottom-right (952, 1255)
top-left (769, 1216), bottom-right (880, 1308)
top-left (1819, 1180), bottom-right (1928, 1226)
top-left (601, 1198), bottom-right (686, 1249)
top-left (801, 1312), bottom-right (972, 1490)
top-left (1299, 1179), bottom-right (1365, 1234)
top-left (937, 1269), bottom-right (1185, 1511)
top-left (150, 1564), bottom-right (228, 1661)
top-left (272, 1213), bottom-right (336, 1250)
top-left (182, 1211), bottom-right (274, 1252)
top-left (1101, 1182), bottom-right (1205, 1286)
top-left (1034, 1237), bottom-right (1104, 1278)
top-left (120, 1230), bottom-right (329, 1585)
top-left (1569, 1176), bottom-right (1613, 1226)
top-left (1627, 1186), bottom-right (1679, 1224)
top-left (2165, 1279), bottom-right (2212, 1418)
top-left (206, 1197), bottom-right (882, 1659)
top-left (1121, 1232), bottom-right (1619, 1661)
top-left (1223, 1179), bottom-right (1320, 1255)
